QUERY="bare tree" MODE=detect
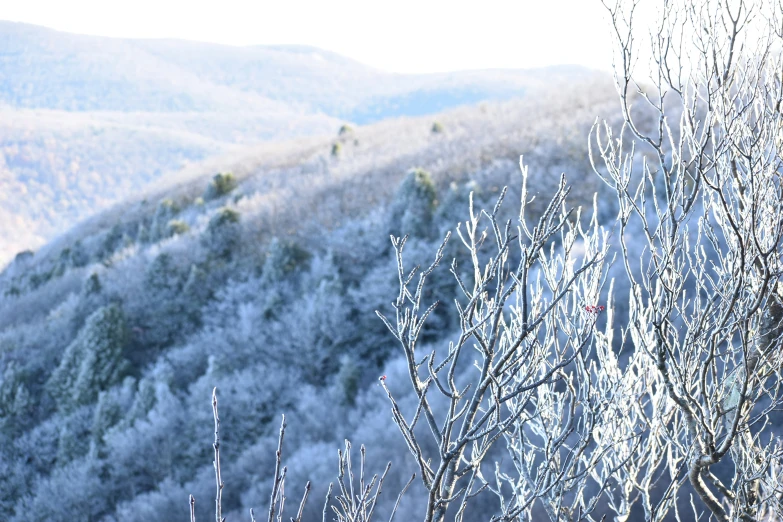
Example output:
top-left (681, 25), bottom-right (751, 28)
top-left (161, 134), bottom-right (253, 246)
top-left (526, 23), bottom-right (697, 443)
top-left (593, 0), bottom-right (783, 519)
top-left (376, 167), bottom-right (642, 521)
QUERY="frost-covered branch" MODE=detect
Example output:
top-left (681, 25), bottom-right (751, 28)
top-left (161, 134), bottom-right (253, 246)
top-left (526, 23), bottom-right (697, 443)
top-left (378, 163), bottom-right (636, 521)
top-left (594, 0), bottom-right (783, 519)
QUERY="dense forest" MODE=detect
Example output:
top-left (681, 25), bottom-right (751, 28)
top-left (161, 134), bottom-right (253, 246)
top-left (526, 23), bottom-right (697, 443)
top-left (3, 1), bottom-right (783, 519)
top-left (0, 79), bottom-right (619, 520)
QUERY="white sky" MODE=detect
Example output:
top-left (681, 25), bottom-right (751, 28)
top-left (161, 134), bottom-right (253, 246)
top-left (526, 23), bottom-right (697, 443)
top-left (1, 0), bottom-right (619, 74)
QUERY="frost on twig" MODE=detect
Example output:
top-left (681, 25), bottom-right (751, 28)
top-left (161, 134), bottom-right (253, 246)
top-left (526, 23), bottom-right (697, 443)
top-left (593, 0), bottom-right (783, 519)
top-left (378, 164), bottom-right (634, 522)
top-left (190, 391), bottom-right (407, 522)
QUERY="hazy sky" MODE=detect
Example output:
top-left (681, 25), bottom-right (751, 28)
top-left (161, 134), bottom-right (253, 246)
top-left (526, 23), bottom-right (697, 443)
top-left (2, 0), bottom-right (618, 73)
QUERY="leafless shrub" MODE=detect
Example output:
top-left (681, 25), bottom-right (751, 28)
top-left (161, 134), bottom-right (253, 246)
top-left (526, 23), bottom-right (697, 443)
top-left (190, 388), bottom-right (410, 522)
top-left (328, 441), bottom-right (415, 522)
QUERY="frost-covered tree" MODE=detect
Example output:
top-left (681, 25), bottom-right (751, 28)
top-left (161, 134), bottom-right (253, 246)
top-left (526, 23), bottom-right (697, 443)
top-left (260, 237), bottom-right (311, 286)
top-left (12, 459), bottom-right (108, 522)
top-left (389, 168), bottom-right (438, 238)
top-left (378, 168), bottom-right (620, 522)
top-left (122, 251), bottom-right (206, 360)
top-left (268, 260), bottom-right (350, 385)
top-left (204, 172), bottom-right (238, 200)
top-left (0, 361), bottom-right (32, 434)
top-left (372, 2), bottom-right (783, 520)
top-left (591, 0), bottom-right (783, 519)
top-left (101, 223), bottom-right (125, 259)
top-left (47, 303), bottom-right (129, 412)
top-left (148, 198), bottom-right (180, 243)
top-left (203, 207), bottom-right (241, 260)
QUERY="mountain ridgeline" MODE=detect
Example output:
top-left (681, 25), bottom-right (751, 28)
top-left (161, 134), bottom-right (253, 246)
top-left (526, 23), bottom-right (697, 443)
top-left (0, 21), bottom-right (602, 265)
top-left (0, 22), bottom-right (592, 115)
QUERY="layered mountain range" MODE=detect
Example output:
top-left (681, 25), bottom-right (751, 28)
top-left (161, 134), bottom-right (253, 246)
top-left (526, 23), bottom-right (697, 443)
top-left (0, 21), bottom-right (601, 265)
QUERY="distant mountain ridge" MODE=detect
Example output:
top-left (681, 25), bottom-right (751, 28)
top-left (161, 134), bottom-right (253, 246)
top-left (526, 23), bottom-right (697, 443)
top-left (0, 20), bottom-right (604, 266)
top-left (0, 21), bottom-right (594, 116)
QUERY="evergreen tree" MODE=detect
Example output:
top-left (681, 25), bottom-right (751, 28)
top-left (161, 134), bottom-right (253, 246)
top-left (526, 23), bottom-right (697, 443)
top-left (203, 207), bottom-right (241, 259)
top-left (148, 199), bottom-right (179, 243)
top-left (260, 237), bottom-right (310, 287)
top-left (389, 168), bottom-right (437, 238)
top-left (204, 173), bottom-right (237, 200)
top-left (70, 240), bottom-right (90, 268)
top-left (47, 304), bottom-right (129, 412)
top-left (0, 362), bottom-right (33, 435)
top-left (101, 224), bottom-right (124, 259)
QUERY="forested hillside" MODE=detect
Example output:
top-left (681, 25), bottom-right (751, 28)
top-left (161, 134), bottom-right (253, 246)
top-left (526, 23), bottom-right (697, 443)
top-left (4, 0), bottom-right (783, 519)
top-left (0, 78), bottom-right (620, 521)
top-left (0, 21), bottom-right (601, 266)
